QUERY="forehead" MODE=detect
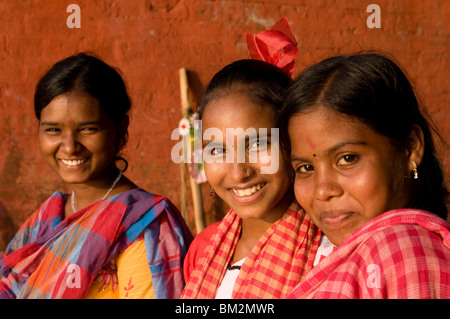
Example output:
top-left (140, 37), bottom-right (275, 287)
top-left (202, 93), bottom-right (276, 131)
top-left (288, 106), bottom-right (385, 152)
top-left (40, 92), bottom-right (104, 121)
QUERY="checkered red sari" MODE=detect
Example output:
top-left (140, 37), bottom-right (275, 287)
top-left (288, 209), bottom-right (450, 299)
top-left (181, 201), bottom-right (321, 299)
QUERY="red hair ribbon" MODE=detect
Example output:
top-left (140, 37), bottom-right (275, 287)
top-left (245, 17), bottom-right (298, 77)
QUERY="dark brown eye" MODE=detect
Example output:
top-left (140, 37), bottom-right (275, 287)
top-left (337, 154), bottom-right (358, 166)
top-left (296, 164), bottom-right (314, 175)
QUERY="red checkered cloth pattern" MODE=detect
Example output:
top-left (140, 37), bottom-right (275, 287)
top-left (288, 209), bottom-right (450, 299)
top-left (181, 200), bottom-right (321, 299)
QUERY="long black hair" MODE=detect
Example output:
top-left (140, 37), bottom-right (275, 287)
top-left (278, 52), bottom-right (448, 219)
top-left (34, 53), bottom-right (131, 157)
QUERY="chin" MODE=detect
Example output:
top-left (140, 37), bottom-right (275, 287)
top-left (232, 207), bottom-right (268, 220)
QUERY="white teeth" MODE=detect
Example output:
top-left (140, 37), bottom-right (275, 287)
top-left (61, 159), bottom-right (87, 167)
top-left (232, 183), bottom-right (265, 197)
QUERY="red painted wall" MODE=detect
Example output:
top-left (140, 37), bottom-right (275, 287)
top-left (0, 0), bottom-right (449, 252)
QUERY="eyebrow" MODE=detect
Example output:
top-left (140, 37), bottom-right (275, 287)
top-left (40, 121), bottom-right (103, 126)
top-left (40, 121), bottom-right (58, 126)
top-left (202, 130), bottom-right (272, 148)
top-left (328, 140), bottom-right (367, 154)
top-left (202, 140), bottom-right (222, 148)
top-left (291, 140), bottom-right (367, 162)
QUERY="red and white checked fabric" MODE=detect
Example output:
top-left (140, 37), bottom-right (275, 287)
top-left (181, 200), bottom-right (321, 299)
top-left (288, 209), bottom-right (450, 299)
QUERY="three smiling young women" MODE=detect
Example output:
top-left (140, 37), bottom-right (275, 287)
top-left (0, 35), bottom-right (449, 299)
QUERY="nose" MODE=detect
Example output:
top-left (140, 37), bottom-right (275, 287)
top-left (229, 161), bottom-right (255, 183)
top-left (313, 167), bottom-right (343, 201)
top-left (60, 131), bottom-right (82, 154)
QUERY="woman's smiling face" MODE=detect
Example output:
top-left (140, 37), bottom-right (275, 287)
top-left (202, 93), bottom-right (292, 223)
top-left (288, 105), bottom-right (408, 246)
top-left (38, 91), bottom-right (118, 186)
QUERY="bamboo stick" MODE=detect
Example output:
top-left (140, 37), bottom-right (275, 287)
top-left (179, 68), bottom-right (206, 234)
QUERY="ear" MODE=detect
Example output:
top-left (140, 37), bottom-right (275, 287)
top-left (406, 124), bottom-right (425, 168)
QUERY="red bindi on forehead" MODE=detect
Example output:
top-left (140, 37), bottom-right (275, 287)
top-left (306, 136), bottom-right (316, 150)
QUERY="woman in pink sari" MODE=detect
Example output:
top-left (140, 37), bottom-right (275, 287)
top-left (278, 52), bottom-right (450, 298)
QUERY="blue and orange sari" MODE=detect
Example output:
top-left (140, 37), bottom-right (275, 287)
top-left (0, 188), bottom-right (193, 299)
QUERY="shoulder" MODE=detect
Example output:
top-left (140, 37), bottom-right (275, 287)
top-left (359, 222), bottom-right (449, 258)
top-left (348, 220), bottom-right (450, 269)
top-left (112, 188), bottom-right (172, 206)
top-left (351, 223), bottom-right (450, 298)
top-left (187, 222), bottom-right (221, 259)
top-left (348, 210), bottom-right (450, 261)
top-left (36, 191), bottom-right (66, 215)
top-left (315, 223), bottom-right (450, 298)
top-left (110, 188), bottom-right (192, 251)
top-left (113, 188), bottom-right (183, 220)
top-left (12, 191), bottom-right (65, 240)
top-left (307, 212), bottom-right (450, 298)
top-left (183, 221), bottom-right (221, 281)
top-left (194, 222), bottom-right (221, 244)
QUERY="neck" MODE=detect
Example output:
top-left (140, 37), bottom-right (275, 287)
top-left (233, 191), bottom-right (294, 261)
top-left (67, 166), bottom-right (125, 217)
top-left (239, 218), bottom-right (273, 246)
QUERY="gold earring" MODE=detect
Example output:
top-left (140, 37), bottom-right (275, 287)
top-left (411, 160), bottom-right (418, 179)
